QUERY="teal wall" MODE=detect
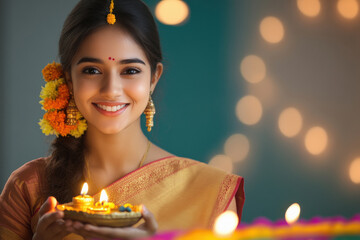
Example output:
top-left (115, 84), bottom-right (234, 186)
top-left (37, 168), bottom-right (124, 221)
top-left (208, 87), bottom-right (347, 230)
top-left (1, 0), bottom-right (359, 224)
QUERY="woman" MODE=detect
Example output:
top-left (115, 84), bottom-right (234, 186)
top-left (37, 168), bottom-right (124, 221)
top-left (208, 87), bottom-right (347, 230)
top-left (0, 0), bottom-right (244, 239)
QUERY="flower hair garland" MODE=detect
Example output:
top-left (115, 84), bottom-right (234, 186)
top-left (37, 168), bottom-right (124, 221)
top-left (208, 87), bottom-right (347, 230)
top-left (39, 62), bottom-right (87, 138)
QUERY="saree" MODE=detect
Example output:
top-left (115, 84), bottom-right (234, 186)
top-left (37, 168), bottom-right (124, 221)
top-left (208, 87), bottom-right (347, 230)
top-left (0, 156), bottom-right (244, 239)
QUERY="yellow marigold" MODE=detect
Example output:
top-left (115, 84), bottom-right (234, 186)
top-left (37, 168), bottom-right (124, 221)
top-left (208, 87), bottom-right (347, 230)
top-left (70, 119), bottom-right (87, 138)
top-left (42, 62), bottom-right (63, 82)
top-left (107, 13), bottom-right (116, 24)
top-left (42, 84), bottom-right (70, 110)
top-left (40, 78), bottom-right (65, 100)
top-left (39, 118), bottom-right (57, 136)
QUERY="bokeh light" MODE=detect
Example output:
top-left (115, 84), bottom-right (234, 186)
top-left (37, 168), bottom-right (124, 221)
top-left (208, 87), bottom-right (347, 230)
top-left (297, 0), bottom-right (321, 17)
top-left (213, 211), bottom-right (239, 237)
top-left (305, 126), bottom-right (328, 155)
top-left (349, 158), bottom-right (360, 184)
top-left (209, 155), bottom-right (233, 173)
top-left (260, 16), bottom-right (285, 43)
top-left (337, 0), bottom-right (359, 19)
top-left (278, 108), bottom-right (303, 138)
top-left (236, 95), bottom-right (263, 125)
top-left (285, 203), bottom-right (301, 224)
top-left (240, 55), bottom-right (266, 83)
top-left (247, 77), bottom-right (278, 108)
top-left (224, 134), bottom-right (250, 162)
top-left (155, 0), bottom-right (190, 25)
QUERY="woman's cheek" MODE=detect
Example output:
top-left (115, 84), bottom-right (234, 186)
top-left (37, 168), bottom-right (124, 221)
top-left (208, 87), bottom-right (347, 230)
top-left (74, 79), bottom-right (98, 96)
top-left (126, 82), bottom-right (149, 102)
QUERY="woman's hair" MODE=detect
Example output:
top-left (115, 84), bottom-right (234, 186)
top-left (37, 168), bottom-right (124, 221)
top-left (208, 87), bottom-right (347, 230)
top-left (45, 0), bottom-right (163, 203)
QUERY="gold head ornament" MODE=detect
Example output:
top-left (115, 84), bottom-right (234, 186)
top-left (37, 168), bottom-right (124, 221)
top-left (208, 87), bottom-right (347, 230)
top-left (107, 0), bottom-right (116, 24)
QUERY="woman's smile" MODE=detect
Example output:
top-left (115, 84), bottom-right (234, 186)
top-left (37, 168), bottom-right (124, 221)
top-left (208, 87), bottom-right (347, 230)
top-left (93, 102), bottom-right (130, 116)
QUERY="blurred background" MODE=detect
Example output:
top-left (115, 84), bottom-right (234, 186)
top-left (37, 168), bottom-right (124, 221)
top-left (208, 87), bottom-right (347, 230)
top-left (0, 0), bottom-right (359, 223)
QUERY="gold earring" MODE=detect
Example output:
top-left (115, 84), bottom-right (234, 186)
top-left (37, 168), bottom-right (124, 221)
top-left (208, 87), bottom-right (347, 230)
top-left (66, 95), bottom-right (78, 126)
top-left (144, 92), bottom-right (156, 132)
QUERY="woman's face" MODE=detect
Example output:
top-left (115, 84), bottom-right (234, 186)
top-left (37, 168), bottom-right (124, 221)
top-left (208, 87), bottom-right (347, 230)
top-left (68, 26), bottom-right (162, 135)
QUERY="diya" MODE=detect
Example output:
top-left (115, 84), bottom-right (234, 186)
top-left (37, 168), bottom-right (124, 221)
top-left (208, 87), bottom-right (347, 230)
top-left (56, 183), bottom-right (142, 227)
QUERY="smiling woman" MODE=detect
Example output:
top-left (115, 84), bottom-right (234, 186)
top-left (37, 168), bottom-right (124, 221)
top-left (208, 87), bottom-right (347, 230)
top-left (0, 0), bottom-right (244, 239)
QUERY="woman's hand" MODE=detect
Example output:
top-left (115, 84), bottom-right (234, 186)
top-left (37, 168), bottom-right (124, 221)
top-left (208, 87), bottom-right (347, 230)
top-left (66, 205), bottom-right (158, 240)
top-left (33, 197), bottom-right (69, 240)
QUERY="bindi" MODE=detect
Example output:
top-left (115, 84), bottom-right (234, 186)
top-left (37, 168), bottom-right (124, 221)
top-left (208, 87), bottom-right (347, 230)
top-left (108, 57), bottom-right (115, 61)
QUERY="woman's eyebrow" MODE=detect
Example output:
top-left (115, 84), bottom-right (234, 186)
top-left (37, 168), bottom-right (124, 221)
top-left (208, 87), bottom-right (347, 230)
top-left (77, 57), bottom-right (103, 65)
top-left (76, 57), bottom-right (146, 65)
top-left (119, 58), bottom-right (146, 65)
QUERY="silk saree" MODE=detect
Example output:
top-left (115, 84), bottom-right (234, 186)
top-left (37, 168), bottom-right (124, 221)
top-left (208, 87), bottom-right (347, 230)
top-left (0, 156), bottom-right (244, 239)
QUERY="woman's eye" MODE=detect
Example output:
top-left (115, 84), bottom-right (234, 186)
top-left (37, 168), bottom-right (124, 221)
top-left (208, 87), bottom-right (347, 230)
top-left (122, 68), bottom-right (140, 75)
top-left (83, 67), bottom-right (101, 75)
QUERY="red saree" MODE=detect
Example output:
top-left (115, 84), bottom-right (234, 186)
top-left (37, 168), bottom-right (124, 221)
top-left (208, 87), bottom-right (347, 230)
top-left (0, 156), bottom-right (245, 239)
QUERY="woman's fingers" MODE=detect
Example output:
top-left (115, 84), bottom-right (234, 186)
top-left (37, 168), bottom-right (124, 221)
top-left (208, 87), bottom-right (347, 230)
top-left (36, 211), bottom-right (64, 235)
top-left (45, 219), bottom-right (70, 239)
top-left (35, 197), bottom-right (70, 240)
top-left (140, 205), bottom-right (158, 234)
top-left (39, 196), bottom-right (57, 217)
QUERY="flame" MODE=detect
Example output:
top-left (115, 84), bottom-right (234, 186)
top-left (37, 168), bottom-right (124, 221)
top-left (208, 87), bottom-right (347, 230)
top-left (285, 203), bottom-right (301, 224)
top-left (100, 189), bottom-right (108, 203)
top-left (81, 182), bottom-right (88, 195)
top-left (213, 211), bottom-right (239, 237)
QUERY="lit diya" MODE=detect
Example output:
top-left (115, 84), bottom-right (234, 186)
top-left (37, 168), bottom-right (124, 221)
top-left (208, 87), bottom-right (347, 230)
top-left (56, 183), bottom-right (142, 227)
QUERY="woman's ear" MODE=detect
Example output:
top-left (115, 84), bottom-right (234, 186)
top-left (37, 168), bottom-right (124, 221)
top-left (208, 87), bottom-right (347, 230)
top-left (150, 63), bottom-right (163, 93)
top-left (65, 71), bottom-right (73, 93)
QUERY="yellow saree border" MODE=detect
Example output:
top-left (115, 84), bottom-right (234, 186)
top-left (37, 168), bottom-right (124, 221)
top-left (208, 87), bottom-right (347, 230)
top-left (208, 175), bottom-right (244, 227)
top-left (92, 156), bottom-right (197, 203)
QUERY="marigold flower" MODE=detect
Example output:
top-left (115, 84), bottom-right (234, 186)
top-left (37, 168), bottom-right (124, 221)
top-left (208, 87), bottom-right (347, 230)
top-left (39, 118), bottom-right (56, 136)
top-left (44, 110), bottom-right (78, 137)
top-left (70, 119), bottom-right (87, 138)
top-left (40, 78), bottom-right (66, 100)
top-left (42, 84), bottom-right (70, 110)
top-left (39, 62), bottom-right (87, 138)
top-left (42, 62), bottom-right (63, 82)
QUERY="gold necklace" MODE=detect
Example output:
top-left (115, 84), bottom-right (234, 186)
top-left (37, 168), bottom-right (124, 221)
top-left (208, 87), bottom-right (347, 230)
top-left (84, 140), bottom-right (151, 191)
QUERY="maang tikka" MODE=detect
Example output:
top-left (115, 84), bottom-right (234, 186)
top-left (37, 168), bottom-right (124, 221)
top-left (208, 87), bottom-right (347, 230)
top-left (144, 92), bottom-right (156, 132)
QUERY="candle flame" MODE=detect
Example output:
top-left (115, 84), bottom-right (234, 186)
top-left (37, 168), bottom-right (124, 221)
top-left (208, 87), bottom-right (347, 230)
top-left (285, 203), bottom-right (301, 224)
top-left (100, 189), bottom-right (108, 203)
top-left (81, 182), bottom-right (88, 195)
top-left (213, 210), bottom-right (239, 237)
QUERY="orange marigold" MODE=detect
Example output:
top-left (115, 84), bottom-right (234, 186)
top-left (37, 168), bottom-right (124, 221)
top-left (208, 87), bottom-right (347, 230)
top-left (42, 62), bottom-right (63, 82)
top-left (44, 110), bottom-right (78, 137)
top-left (43, 84), bottom-right (70, 110)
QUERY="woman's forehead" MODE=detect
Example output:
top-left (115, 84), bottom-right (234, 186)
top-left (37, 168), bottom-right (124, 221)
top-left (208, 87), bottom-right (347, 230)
top-left (73, 26), bottom-right (148, 63)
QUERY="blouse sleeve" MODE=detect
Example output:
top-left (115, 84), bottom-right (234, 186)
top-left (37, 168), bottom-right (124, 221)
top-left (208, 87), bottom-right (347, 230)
top-left (0, 159), bottom-right (45, 240)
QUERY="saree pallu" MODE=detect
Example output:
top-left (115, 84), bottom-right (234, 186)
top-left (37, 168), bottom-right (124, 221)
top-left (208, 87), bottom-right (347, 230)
top-left (0, 156), bottom-right (244, 239)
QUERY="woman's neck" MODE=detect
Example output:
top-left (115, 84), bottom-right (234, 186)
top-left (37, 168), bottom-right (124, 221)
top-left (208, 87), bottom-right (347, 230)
top-left (84, 120), bottom-right (149, 189)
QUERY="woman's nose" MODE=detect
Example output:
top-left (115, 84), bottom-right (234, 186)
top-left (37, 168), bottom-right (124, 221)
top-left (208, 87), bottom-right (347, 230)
top-left (100, 71), bottom-right (123, 97)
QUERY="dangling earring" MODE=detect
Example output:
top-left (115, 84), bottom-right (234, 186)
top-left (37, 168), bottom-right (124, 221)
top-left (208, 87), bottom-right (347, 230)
top-left (66, 95), bottom-right (78, 126)
top-left (144, 92), bottom-right (156, 132)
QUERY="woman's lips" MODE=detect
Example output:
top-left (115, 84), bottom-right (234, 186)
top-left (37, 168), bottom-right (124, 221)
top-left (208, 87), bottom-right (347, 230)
top-left (93, 102), bottom-right (129, 116)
